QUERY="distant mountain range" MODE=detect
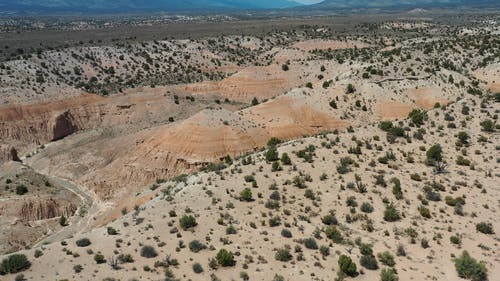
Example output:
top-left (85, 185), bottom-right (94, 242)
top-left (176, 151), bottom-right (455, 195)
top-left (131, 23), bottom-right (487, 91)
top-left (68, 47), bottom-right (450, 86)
top-left (0, 0), bottom-right (302, 14)
top-left (310, 0), bottom-right (500, 9)
top-left (0, 0), bottom-right (498, 14)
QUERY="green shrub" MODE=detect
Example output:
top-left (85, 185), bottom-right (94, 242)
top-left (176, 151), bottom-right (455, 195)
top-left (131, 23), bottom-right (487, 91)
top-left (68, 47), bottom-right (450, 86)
top-left (303, 238), bottom-right (318, 250)
top-left (408, 109), bottom-right (426, 126)
top-left (378, 251), bottom-right (395, 267)
top-left (226, 225), bottom-right (237, 235)
top-left (359, 243), bottom-right (373, 256)
top-left (346, 83), bottom-right (355, 94)
top-left (189, 240), bottom-right (206, 253)
top-left (265, 146), bottom-right (279, 162)
top-left (73, 264), bottom-right (83, 273)
top-left (179, 215), bottom-right (197, 229)
top-left (107, 227), bottom-right (118, 235)
top-left (280, 153), bottom-right (291, 165)
top-left (320, 245), bottom-right (330, 257)
top-left (117, 254), bottom-right (134, 263)
top-left (360, 255), bottom-right (378, 270)
top-left (239, 188), bottom-right (253, 202)
top-left (329, 100), bottom-right (338, 109)
top-left (480, 119), bottom-right (495, 132)
top-left (216, 249), bottom-right (235, 267)
top-left (476, 222), bottom-right (494, 234)
top-left (275, 248), bottom-right (292, 262)
top-left (281, 228), bottom-right (292, 238)
top-left (445, 196), bottom-right (465, 206)
top-left (419, 206), bottom-right (431, 218)
top-left (192, 262), bottom-right (203, 274)
top-left (361, 202), bottom-right (374, 213)
top-left (380, 268), bottom-right (399, 281)
top-left (0, 254), bottom-right (30, 274)
top-left (140, 245), bottom-right (157, 258)
top-left (456, 156), bottom-right (471, 166)
top-left (426, 144), bottom-right (445, 172)
top-left (450, 235), bottom-right (461, 245)
top-left (321, 214), bottom-right (338, 225)
top-left (383, 204), bottom-right (401, 222)
top-left (75, 238), bottom-right (91, 247)
top-left (338, 254), bottom-right (357, 277)
top-left (15, 185), bottom-right (28, 195)
top-left (34, 250), bottom-right (43, 258)
top-left (325, 225), bottom-right (343, 243)
top-left (454, 251), bottom-right (487, 281)
top-left (94, 254), bottom-right (105, 264)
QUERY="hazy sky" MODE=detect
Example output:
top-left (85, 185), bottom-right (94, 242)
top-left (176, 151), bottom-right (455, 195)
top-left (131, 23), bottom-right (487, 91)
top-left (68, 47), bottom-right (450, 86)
top-left (296, 0), bottom-right (323, 4)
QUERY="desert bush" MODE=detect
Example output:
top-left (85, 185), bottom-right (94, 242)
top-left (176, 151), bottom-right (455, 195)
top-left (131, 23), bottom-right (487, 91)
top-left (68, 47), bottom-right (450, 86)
top-left (445, 196), bottom-right (465, 206)
top-left (378, 251), bottom-right (395, 266)
top-left (239, 188), bottom-right (253, 202)
top-left (179, 215), bottom-right (197, 229)
top-left (456, 156), bottom-right (471, 166)
top-left (361, 202), bottom-right (374, 213)
top-left (321, 214), bottom-right (338, 225)
top-left (320, 245), bottom-right (330, 256)
top-left (117, 254), bottom-right (134, 263)
top-left (338, 254), bottom-right (357, 277)
top-left (75, 238), bottom-right (91, 247)
top-left (359, 243), bottom-right (373, 256)
top-left (73, 264), bottom-right (83, 273)
top-left (303, 238), bottom-right (318, 250)
top-left (94, 254), bottom-right (106, 264)
top-left (427, 144), bottom-right (445, 173)
top-left (476, 222), bottom-right (494, 234)
top-left (329, 100), bottom-right (338, 109)
top-left (281, 229), bottom-right (292, 238)
top-left (192, 262), bottom-right (203, 273)
top-left (281, 153), bottom-right (291, 165)
top-left (0, 254), bottom-right (30, 274)
top-left (216, 249), bottom-right (235, 266)
top-left (380, 268), bottom-right (399, 281)
top-left (391, 178), bottom-right (403, 200)
top-left (383, 204), bottom-right (401, 222)
top-left (189, 240), bottom-right (207, 253)
top-left (396, 245), bottom-right (406, 257)
top-left (360, 255), bottom-right (378, 270)
top-left (480, 119), bottom-right (495, 132)
top-left (268, 216), bottom-right (281, 227)
top-left (346, 84), bottom-right (356, 94)
top-left (457, 131), bottom-right (470, 145)
top-left (325, 225), bottom-right (343, 243)
top-left (275, 248), bottom-right (292, 262)
top-left (408, 109), bottom-right (426, 126)
top-left (226, 225), bottom-right (237, 235)
top-left (15, 185), bottom-right (28, 195)
top-left (265, 145), bottom-right (279, 162)
top-left (419, 206), bottom-right (431, 218)
top-left (450, 235), bottom-right (461, 245)
top-left (107, 227), bottom-right (118, 235)
top-left (454, 251), bottom-right (487, 281)
top-left (140, 245), bottom-right (157, 258)
top-left (34, 250), bottom-right (43, 258)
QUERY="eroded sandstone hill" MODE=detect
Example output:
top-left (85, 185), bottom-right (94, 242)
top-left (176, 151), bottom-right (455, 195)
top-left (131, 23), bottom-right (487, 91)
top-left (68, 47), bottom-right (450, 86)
top-left (0, 161), bottom-right (81, 254)
top-left (0, 17), bottom-right (499, 264)
top-left (4, 77), bottom-right (498, 281)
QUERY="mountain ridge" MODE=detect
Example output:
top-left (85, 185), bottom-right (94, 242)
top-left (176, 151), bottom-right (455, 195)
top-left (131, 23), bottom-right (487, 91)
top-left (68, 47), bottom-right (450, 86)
top-left (310, 0), bottom-right (500, 10)
top-left (0, 0), bottom-right (303, 14)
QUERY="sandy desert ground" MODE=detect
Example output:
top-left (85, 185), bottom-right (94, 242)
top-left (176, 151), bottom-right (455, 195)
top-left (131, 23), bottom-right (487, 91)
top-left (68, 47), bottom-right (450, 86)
top-left (0, 12), bottom-right (499, 281)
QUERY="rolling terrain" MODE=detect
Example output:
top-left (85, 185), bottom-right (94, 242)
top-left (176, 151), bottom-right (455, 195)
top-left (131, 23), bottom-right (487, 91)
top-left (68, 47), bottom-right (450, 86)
top-left (0, 11), bottom-right (499, 281)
